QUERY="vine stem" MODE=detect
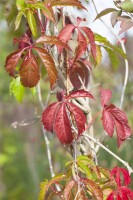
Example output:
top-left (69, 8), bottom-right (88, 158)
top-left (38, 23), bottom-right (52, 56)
top-left (37, 83), bottom-right (55, 178)
top-left (83, 133), bottom-right (133, 175)
top-left (119, 40), bottom-right (129, 109)
top-left (91, 0), bottom-right (129, 108)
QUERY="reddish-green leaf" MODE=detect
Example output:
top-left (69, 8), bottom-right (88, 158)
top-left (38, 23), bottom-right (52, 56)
top-left (5, 49), bottom-right (25, 77)
top-left (51, 0), bottom-right (86, 10)
top-left (34, 47), bottom-right (57, 88)
top-left (82, 178), bottom-right (103, 200)
top-left (54, 103), bottom-right (74, 144)
top-left (63, 180), bottom-right (76, 200)
top-left (19, 51), bottom-right (40, 87)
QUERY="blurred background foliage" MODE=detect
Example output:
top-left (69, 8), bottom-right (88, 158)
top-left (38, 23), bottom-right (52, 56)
top-left (0, 0), bottom-right (133, 199)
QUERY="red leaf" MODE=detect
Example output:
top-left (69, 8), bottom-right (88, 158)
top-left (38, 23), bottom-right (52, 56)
top-left (66, 89), bottom-right (94, 100)
top-left (80, 27), bottom-right (97, 59)
top-left (42, 102), bottom-right (59, 133)
top-left (100, 88), bottom-right (112, 106)
top-left (67, 102), bottom-right (86, 136)
top-left (54, 103), bottom-right (74, 144)
top-left (69, 59), bottom-right (90, 89)
top-left (117, 194), bottom-right (122, 200)
top-left (5, 49), bottom-right (25, 77)
top-left (101, 89), bottom-right (132, 147)
top-left (13, 34), bottom-right (31, 47)
top-left (111, 167), bottom-right (131, 187)
top-left (102, 108), bottom-right (115, 137)
top-left (34, 47), bottom-right (57, 88)
top-left (19, 51), bottom-right (40, 87)
top-left (58, 24), bottom-right (75, 52)
top-left (36, 35), bottom-right (69, 50)
top-left (107, 192), bottom-right (115, 200)
top-left (75, 30), bottom-right (88, 60)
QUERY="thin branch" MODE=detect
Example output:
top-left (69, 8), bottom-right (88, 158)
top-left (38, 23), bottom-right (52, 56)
top-left (91, 0), bottom-right (129, 108)
top-left (37, 82), bottom-right (55, 178)
top-left (83, 133), bottom-right (133, 174)
top-left (119, 41), bottom-right (129, 108)
top-left (11, 116), bottom-right (41, 128)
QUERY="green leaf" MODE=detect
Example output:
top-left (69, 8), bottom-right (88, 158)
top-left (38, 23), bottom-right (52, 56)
top-left (95, 34), bottom-right (126, 58)
top-left (16, 0), bottom-right (26, 10)
top-left (78, 161), bottom-right (92, 179)
top-left (38, 180), bottom-right (49, 200)
top-left (121, 0), bottom-right (133, 13)
top-left (15, 9), bottom-right (25, 30)
top-left (103, 46), bottom-right (119, 70)
top-left (94, 8), bottom-right (117, 21)
top-left (10, 77), bottom-right (25, 103)
top-left (38, 173), bottom-right (65, 200)
top-left (77, 155), bottom-right (94, 165)
top-left (26, 9), bottom-right (37, 37)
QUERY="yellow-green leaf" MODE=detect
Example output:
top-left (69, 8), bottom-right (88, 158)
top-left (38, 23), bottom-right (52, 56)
top-left (38, 180), bottom-right (49, 200)
top-left (15, 9), bottom-right (25, 30)
top-left (10, 77), bottom-right (25, 103)
top-left (96, 45), bottom-right (102, 66)
top-left (26, 9), bottom-right (37, 37)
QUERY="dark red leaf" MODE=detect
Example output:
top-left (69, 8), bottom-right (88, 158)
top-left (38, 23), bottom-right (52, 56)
top-left (34, 47), bottom-right (57, 88)
top-left (42, 102), bottom-right (59, 133)
top-left (54, 103), bottom-right (73, 144)
top-left (58, 24), bottom-right (75, 52)
top-left (75, 30), bottom-right (88, 60)
top-left (80, 27), bottom-right (97, 59)
top-left (100, 88), bottom-right (112, 106)
top-left (69, 59), bottom-right (90, 89)
top-left (67, 89), bottom-right (94, 100)
top-left (5, 49), bottom-right (25, 77)
top-left (19, 51), bottom-right (40, 87)
top-left (102, 108), bottom-right (115, 137)
top-left (67, 102), bottom-right (86, 136)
